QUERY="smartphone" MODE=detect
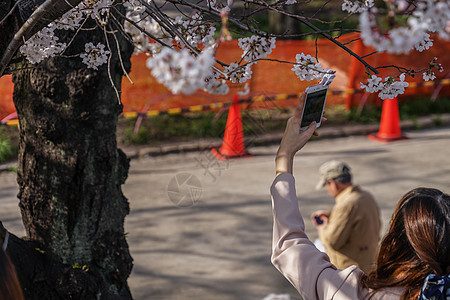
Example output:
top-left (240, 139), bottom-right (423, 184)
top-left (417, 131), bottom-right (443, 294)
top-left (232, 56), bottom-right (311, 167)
top-left (300, 84), bottom-right (328, 130)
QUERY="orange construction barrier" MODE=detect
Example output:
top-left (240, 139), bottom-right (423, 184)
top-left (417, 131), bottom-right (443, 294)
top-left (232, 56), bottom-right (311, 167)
top-left (211, 95), bottom-right (252, 160)
top-left (368, 97), bottom-right (407, 143)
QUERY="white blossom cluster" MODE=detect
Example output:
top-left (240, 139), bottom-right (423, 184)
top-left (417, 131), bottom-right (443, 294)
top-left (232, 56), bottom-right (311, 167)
top-left (124, 0), bottom-right (157, 54)
top-left (422, 56), bottom-right (444, 81)
top-left (20, 0), bottom-right (113, 68)
top-left (80, 42), bottom-right (110, 70)
top-left (19, 26), bottom-right (66, 64)
top-left (359, 10), bottom-right (433, 54)
top-left (238, 36), bottom-right (276, 62)
top-left (207, 0), bottom-right (233, 12)
top-left (414, 33), bottom-right (434, 52)
top-left (54, 4), bottom-right (85, 30)
top-left (204, 77), bottom-right (230, 95)
top-left (173, 12), bottom-right (216, 48)
top-left (124, 14), bottom-right (171, 54)
top-left (224, 63), bottom-right (252, 83)
top-left (341, 0), bottom-right (374, 13)
top-left (291, 53), bottom-right (328, 81)
top-left (359, 0), bottom-right (449, 55)
top-left (146, 47), bottom-right (215, 95)
top-left (84, 0), bottom-right (113, 19)
top-left (411, 0), bottom-right (450, 39)
top-left (360, 74), bottom-right (409, 100)
top-left (422, 71), bottom-right (436, 81)
top-left (284, 0), bottom-right (297, 5)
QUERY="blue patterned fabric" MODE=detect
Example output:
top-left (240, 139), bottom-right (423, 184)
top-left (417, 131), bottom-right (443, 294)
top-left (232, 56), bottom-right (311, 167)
top-left (418, 274), bottom-right (450, 300)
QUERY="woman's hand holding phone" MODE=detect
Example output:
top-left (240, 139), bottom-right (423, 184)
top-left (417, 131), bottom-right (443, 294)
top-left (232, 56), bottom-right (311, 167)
top-left (275, 92), bottom-right (325, 175)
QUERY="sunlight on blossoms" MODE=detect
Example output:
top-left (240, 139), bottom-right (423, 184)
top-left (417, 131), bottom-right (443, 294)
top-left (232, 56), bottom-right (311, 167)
top-left (224, 63), bottom-right (252, 84)
top-left (359, 0), bottom-right (449, 55)
top-left (238, 36), bottom-right (276, 62)
top-left (146, 48), bottom-right (215, 95)
top-left (19, 27), bottom-right (66, 64)
top-left (173, 12), bottom-right (216, 48)
top-left (20, 0), bottom-right (113, 67)
top-left (291, 53), bottom-right (329, 81)
top-left (360, 74), bottom-right (409, 100)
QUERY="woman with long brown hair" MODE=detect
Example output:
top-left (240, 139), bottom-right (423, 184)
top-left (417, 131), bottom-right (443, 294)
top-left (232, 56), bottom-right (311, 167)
top-left (362, 187), bottom-right (450, 299)
top-left (270, 92), bottom-right (450, 299)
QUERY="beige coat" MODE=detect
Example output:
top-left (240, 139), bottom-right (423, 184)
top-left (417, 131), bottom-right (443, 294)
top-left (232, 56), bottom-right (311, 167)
top-left (271, 173), bottom-right (404, 300)
top-left (318, 185), bottom-right (381, 273)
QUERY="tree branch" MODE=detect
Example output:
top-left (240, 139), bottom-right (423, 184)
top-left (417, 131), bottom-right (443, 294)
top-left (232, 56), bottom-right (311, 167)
top-left (0, 0), bottom-right (83, 76)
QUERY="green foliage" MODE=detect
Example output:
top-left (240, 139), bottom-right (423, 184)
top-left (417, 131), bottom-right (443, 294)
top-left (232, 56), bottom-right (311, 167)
top-left (120, 109), bottom-right (289, 145)
top-left (343, 97), bottom-right (450, 124)
top-left (0, 128), bottom-right (15, 163)
top-left (399, 97), bottom-right (450, 120)
top-left (121, 112), bottom-right (228, 145)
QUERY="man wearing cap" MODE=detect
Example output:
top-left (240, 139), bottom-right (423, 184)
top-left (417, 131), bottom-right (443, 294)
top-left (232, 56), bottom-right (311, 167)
top-left (311, 160), bottom-right (381, 274)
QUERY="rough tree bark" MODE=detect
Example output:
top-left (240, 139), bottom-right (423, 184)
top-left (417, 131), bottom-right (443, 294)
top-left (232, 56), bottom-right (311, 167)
top-left (6, 5), bottom-right (135, 299)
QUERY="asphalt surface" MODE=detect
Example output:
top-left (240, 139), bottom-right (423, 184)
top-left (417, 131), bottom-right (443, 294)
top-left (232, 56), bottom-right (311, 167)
top-left (1, 126), bottom-right (450, 300)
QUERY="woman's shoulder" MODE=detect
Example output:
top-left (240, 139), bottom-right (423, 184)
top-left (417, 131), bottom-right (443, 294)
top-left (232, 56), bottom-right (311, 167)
top-left (318, 265), bottom-right (404, 300)
top-left (367, 287), bottom-right (404, 300)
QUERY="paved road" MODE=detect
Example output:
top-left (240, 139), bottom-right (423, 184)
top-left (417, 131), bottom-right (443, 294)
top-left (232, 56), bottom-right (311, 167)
top-left (1, 127), bottom-right (449, 300)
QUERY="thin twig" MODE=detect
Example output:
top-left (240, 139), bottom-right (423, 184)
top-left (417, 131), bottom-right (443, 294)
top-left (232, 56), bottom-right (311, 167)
top-left (103, 25), bottom-right (121, 104)
top-left (59, 16), bottom-right (89, 56)
top-left (108, 23), bottom-right (134, 84)
top-left (0, 0), bottom-right (23, 26)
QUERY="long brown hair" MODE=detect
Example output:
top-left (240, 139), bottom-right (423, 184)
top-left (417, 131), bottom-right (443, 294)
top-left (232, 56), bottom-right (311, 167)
top-left (0, 249), bottom-right (24, 300)
top-left (362, 187), bottom-right (450, 299)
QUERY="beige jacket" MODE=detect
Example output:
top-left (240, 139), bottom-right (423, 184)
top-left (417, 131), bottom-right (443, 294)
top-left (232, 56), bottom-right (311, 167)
top-left (271, 173), bottom-right (404, 300)
top-left (318, 185), bottom-right (381, 273)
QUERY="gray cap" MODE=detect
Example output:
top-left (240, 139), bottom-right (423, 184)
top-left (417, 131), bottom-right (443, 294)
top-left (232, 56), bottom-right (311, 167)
top-left (315, 160), bottom-right (351, 190)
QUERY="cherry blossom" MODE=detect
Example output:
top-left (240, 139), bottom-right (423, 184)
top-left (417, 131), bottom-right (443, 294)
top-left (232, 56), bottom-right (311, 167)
top-left (415, 33), bottom-right (433, 52)
top-left (411, 0), bottom-right (450, 39)
top-left (361, 74), bottom-right (409, 100)
top-left (360, 1), bottom-right (449, 55)
top-left (224, 63), bottom-right (252, 83)
top-left (207, 0), bottom-right (233, 12)
top-left (238, 36), bottom-right (276, 62)
top-left (204, 78), bottom-right (230, 95)
top-left (291, 53), bottom-right (328, 82)
top-left (360, 75), bottom-right (382, 93)
top-left (146, 47), bottom-right (215, 95)
top-left (19, 27), bottom-right (66, 64)
top-left (422, 56), bottom-right (444, 81)
top-left (80, 42), bottom-right (110, 70)
top-left (341, 0), bottom-right (374, 13)
top-left (173, 12), bottom-right (216, 48)
top-left (54, 3), bottom-right (85, 30)
top-left (85, 0), bottom-right (112, 20)
top-left (423, 71), bottom-right (436, 81)
top-left (20, 0), bottom-right (114, 67)
top-left (15, 0), bottom-right (449, 98)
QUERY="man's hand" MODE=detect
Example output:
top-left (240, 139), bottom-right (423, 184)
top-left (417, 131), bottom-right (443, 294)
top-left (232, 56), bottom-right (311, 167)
top-left (311, 210), bottom-right (331, 227)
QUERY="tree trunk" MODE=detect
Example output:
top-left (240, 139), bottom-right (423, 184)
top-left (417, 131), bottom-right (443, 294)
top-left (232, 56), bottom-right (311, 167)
top-left (10, 7), bottom-right (134, 299)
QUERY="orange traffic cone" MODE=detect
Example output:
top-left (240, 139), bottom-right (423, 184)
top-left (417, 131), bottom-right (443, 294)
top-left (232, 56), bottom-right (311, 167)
top-left (211, 95), bottom-right (252, 160)
top-left (368, 97), bottom-right (408, 143)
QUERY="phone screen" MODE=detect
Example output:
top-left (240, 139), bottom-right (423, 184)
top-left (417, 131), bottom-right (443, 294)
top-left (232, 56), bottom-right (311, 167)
top-left (301, 89), bottom-right (327, 128)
